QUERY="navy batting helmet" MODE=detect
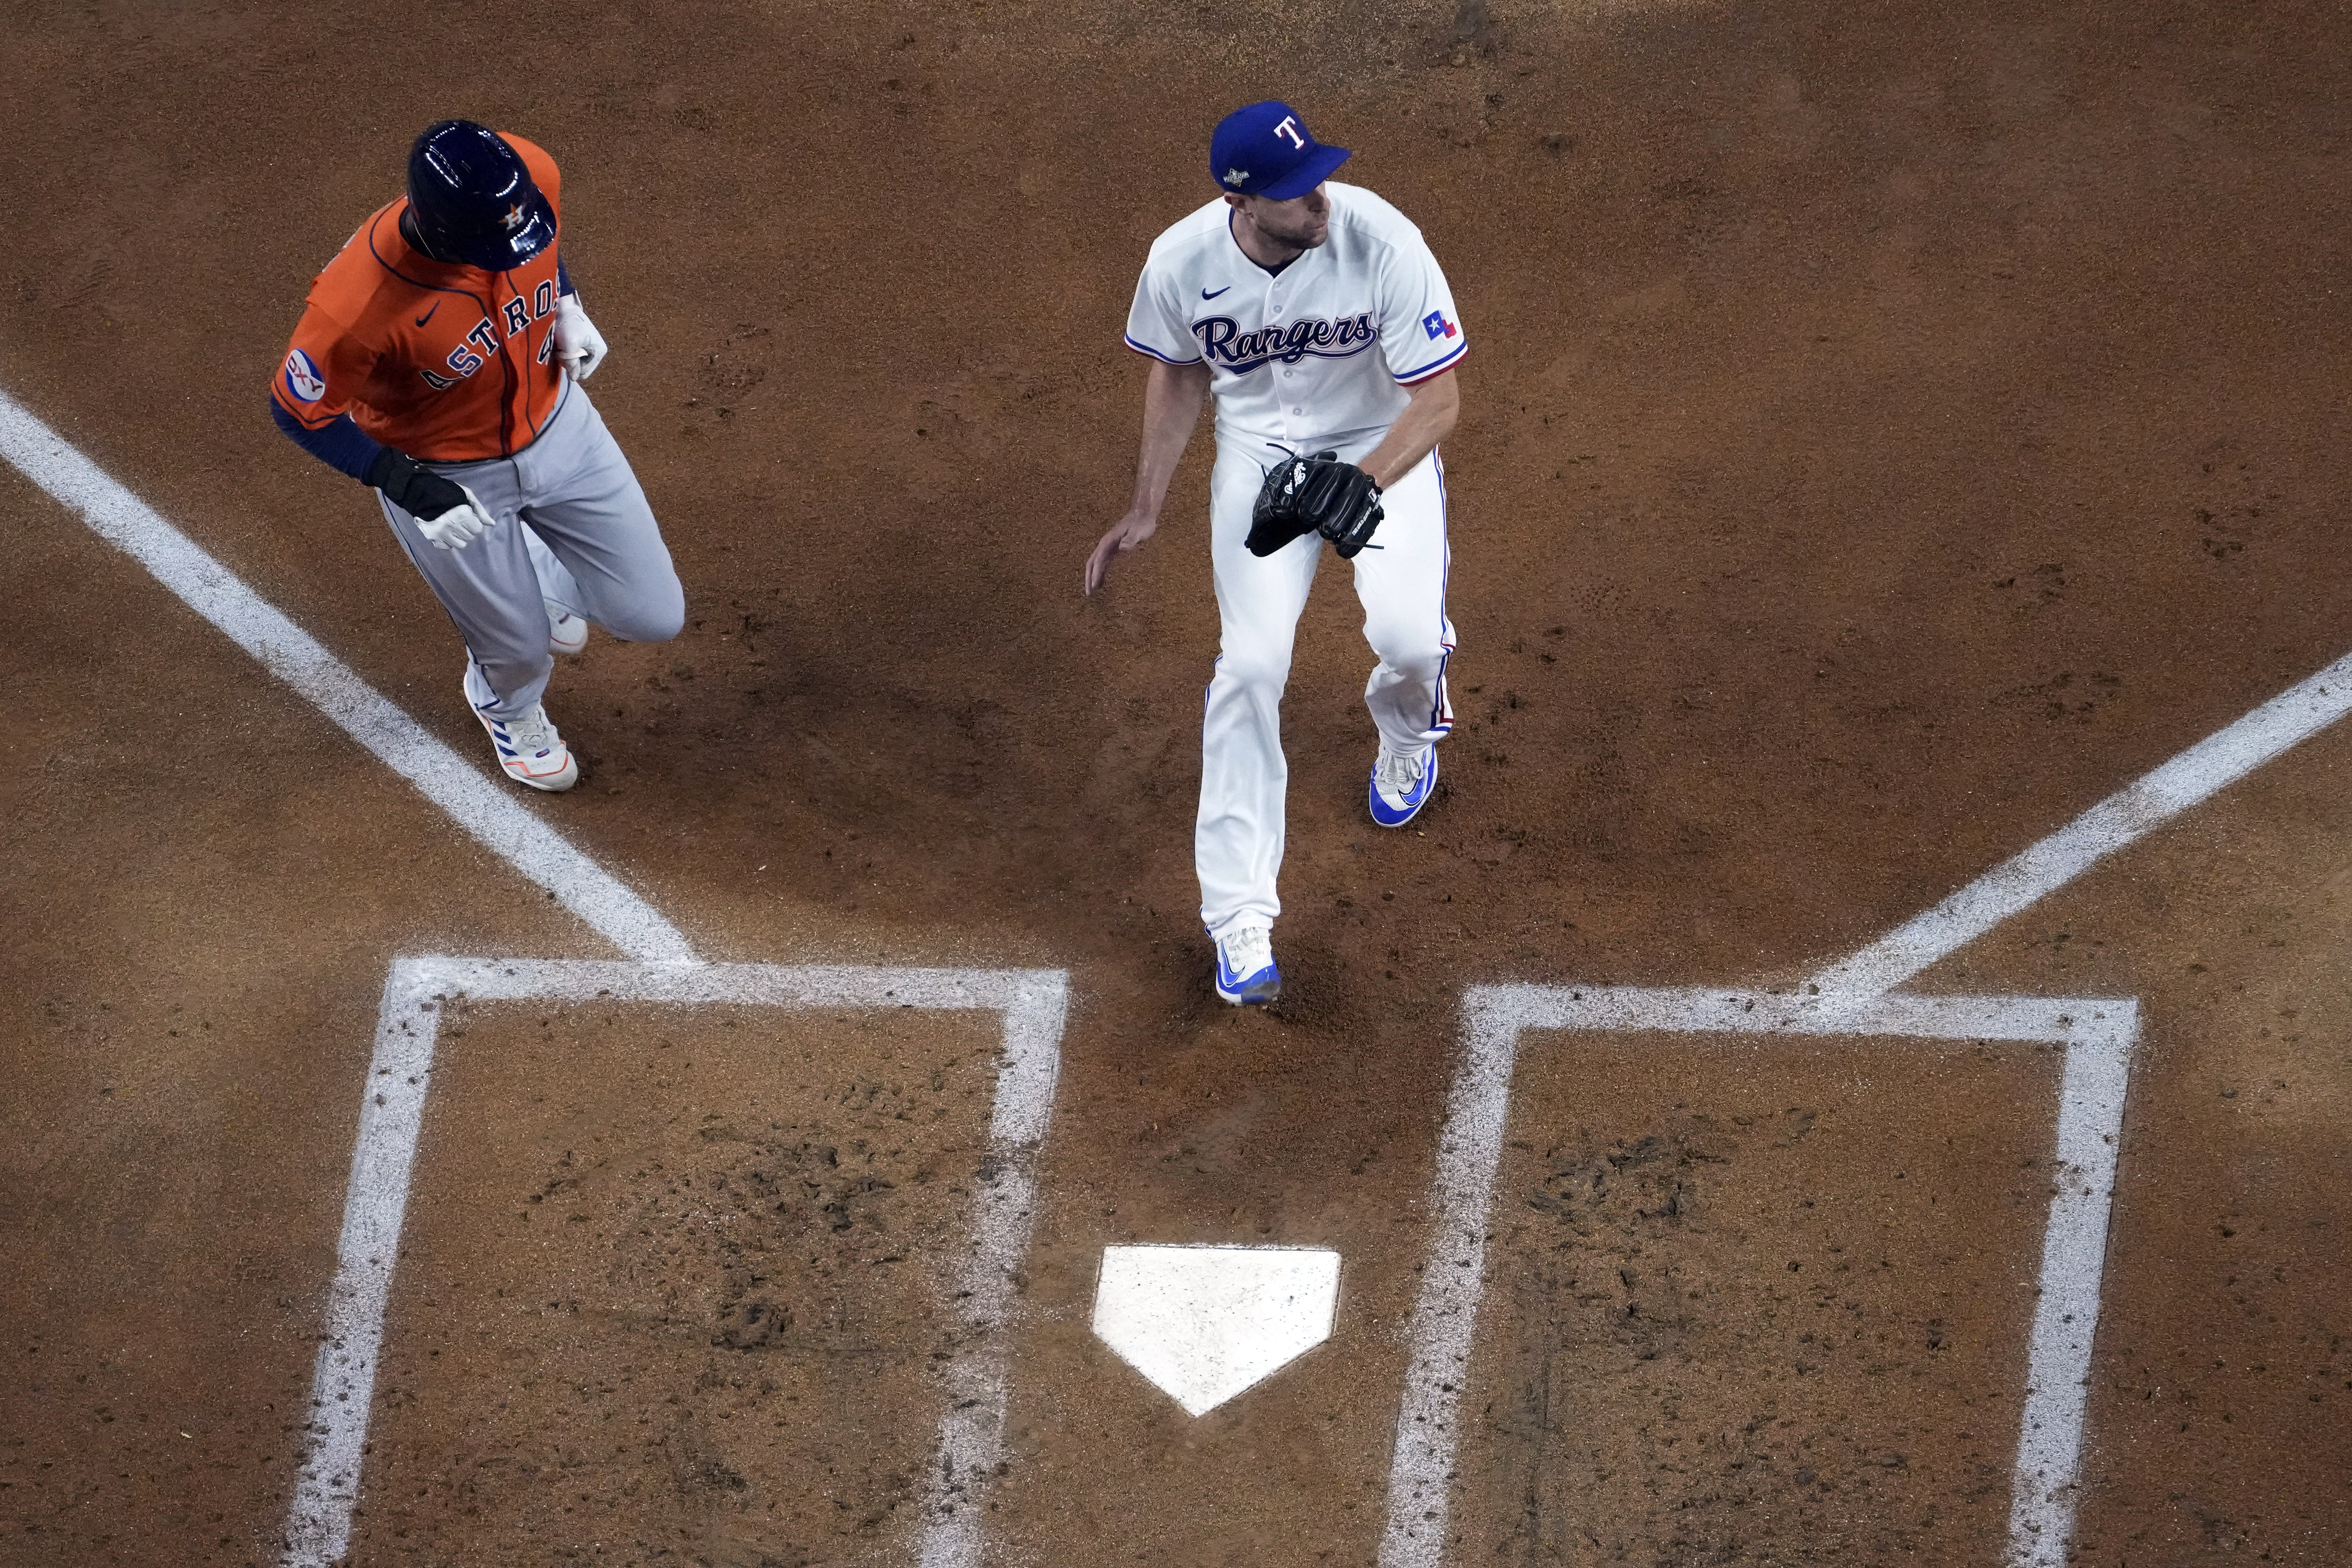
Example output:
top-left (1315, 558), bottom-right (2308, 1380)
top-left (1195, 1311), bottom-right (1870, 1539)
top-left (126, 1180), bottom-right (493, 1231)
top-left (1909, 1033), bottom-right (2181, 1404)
top-left (405, 119), bottom-right (556, 270)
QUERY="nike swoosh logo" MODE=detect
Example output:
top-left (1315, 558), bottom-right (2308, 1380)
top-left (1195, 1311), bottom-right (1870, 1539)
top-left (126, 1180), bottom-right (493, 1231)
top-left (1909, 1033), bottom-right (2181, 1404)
top-left (1201, 285), bottom-right (1232, 299)
top-left (414, 302), bottom-right (440, 327)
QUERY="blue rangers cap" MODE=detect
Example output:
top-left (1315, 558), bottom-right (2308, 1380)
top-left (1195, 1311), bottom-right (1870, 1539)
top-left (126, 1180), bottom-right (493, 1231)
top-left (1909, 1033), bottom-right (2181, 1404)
top-left (1210, 101), bottom-right (1351, 200)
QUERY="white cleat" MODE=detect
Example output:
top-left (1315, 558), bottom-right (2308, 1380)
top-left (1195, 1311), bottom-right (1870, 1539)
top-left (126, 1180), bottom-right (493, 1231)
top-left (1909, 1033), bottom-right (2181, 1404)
top-left (547, 601), bottom-right (589, 655)
top-left (464, 660), bottom-right (579, 792)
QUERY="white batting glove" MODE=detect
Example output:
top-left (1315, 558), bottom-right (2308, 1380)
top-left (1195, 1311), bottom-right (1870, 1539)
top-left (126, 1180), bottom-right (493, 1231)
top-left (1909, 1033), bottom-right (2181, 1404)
top-left (554, 294), bottom-right (608, 382)
top-left (416, 485), bottom-right (497, 551)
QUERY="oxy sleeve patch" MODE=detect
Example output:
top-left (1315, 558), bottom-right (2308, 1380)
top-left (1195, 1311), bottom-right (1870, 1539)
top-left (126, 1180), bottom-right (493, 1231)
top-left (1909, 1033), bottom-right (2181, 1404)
top-left (282, 348), bottom-right (327, 403)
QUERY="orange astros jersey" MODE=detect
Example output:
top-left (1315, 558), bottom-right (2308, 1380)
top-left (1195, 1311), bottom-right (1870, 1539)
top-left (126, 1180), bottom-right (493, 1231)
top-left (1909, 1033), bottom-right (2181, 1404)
top-left (272, 134), bottom-right (570, 463)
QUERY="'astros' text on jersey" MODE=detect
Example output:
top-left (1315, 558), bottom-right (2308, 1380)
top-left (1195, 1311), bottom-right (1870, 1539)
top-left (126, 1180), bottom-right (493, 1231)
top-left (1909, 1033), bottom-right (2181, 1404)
top-left (271, 134), bottom-right (571, 463)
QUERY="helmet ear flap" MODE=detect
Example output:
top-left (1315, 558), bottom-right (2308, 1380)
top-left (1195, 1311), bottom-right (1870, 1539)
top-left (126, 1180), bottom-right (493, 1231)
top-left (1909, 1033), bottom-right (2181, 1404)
top-left (404, 120), bottom-right (556, 270)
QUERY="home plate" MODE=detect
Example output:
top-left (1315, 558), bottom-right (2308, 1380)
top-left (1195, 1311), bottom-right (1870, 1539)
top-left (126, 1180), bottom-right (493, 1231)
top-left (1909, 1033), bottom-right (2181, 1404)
top-left (1091, 1244), bottom-right (1342, 1416)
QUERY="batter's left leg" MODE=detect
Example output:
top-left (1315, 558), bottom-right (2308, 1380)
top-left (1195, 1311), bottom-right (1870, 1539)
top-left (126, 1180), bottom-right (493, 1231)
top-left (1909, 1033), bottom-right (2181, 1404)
top-left (508, 387), bottom-right (686, 646)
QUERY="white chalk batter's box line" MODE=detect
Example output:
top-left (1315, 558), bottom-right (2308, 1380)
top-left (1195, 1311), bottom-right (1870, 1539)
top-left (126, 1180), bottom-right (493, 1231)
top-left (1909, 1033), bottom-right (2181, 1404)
top-left (1378, 984), bottom-right (2137, 1568)
top-left (280, 957), bottom-right (1069, 1568)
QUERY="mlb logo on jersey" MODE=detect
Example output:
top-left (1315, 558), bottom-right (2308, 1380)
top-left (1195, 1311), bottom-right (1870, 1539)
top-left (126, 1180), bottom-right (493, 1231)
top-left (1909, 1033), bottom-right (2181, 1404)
top-left (1422, 310), bottom-right (1459, 342)
top-left (282, 348), bottom-right (327, 403)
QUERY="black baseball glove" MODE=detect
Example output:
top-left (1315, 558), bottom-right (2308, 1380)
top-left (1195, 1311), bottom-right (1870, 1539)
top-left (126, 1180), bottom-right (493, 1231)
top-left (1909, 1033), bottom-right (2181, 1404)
top-left (1246, 451), bottom-right (1386, 559)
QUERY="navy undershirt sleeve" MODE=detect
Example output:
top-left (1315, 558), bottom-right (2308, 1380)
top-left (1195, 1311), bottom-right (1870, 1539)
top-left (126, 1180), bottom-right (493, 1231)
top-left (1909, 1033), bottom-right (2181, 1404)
top-left (271, 399), bottom-right (389, 484)
top-left (558, 257), bottom-right (574, 297)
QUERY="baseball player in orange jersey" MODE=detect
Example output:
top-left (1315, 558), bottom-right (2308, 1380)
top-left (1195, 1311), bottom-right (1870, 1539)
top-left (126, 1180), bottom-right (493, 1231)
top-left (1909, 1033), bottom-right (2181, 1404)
top-left (270, 119), bottom-right (683, 790)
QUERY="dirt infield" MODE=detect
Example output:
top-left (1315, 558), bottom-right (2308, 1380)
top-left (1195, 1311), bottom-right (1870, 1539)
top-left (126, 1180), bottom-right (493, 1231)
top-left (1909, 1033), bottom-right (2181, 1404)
top-left (354, 1001), bottom-right (1007, 1563)
top-left (5, 0), bottom-right (2352, 1563)
top-left (1448, 1037), bottom-right (2060, 1564)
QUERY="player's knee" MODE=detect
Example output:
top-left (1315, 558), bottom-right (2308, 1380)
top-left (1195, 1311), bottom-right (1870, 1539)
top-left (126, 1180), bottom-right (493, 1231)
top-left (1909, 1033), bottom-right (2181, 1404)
top-left (1367, 623), bottom-right (1447, 677)
top-left (603, 578), bottom-right (686, 643)
top-left (1214, 641), bottom-right (1295, 694)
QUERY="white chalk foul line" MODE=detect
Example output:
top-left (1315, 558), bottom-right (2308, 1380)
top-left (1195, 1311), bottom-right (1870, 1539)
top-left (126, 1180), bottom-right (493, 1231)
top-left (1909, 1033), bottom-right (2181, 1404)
top-left (1812, 650), bottom-right (2352, 995)
top-left (281, 956), bottom-right (1068, 1568)
top-left (0, 388), bottom-right (693, 963)
top-left (1379, 985), bottom-right (2136, 1568)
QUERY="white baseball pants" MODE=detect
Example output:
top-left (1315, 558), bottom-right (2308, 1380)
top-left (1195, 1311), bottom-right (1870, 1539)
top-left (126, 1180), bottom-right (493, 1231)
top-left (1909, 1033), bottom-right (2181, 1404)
top-left (378, 383), bottom-right (684, 720)
top-left (1198, 434), bottom-right (1456, 942)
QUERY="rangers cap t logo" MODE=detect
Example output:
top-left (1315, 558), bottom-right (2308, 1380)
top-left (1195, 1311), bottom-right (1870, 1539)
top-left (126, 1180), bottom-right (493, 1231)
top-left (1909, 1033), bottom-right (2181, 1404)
top-left (1209, 101), bottom-right (1351, 200)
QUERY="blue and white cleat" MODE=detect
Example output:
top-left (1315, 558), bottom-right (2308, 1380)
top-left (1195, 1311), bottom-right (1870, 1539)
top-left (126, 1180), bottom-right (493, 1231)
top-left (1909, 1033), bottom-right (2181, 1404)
top-left (1369, 743), bottom-right (1438, 827)
top-left (1213, 926), bottom-right (1281, 1006)
top-left (465, 659), bottom-right (579, 792)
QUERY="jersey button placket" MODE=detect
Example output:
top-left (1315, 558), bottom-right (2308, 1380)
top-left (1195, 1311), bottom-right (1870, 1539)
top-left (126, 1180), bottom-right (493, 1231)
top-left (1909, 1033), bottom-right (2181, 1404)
top-left (1266, 278), bottom-right (1296, 436)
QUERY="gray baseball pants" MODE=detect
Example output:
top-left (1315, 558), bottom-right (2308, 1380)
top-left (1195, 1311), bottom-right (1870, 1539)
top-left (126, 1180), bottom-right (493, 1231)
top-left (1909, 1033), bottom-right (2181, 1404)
top-left (378, 381), bottom-right (684, 720)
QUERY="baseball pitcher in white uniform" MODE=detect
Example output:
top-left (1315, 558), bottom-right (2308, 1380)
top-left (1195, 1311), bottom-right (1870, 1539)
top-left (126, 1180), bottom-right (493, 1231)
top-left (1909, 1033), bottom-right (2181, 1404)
top-left (1084, 101), bottom-right (1467, 1006)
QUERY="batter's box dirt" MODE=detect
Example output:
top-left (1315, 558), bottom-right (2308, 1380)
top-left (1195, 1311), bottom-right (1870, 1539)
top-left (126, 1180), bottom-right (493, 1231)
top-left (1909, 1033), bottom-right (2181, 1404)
top-left (1382, 988), bottom-right (2134, 1568)
top-left (351, 1000), bottom-right (1003, 1565)
top-left (282, 959), bottom-right (1066, 1568)
top-left (1459, 1037), bottom-right (2056, 1566)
